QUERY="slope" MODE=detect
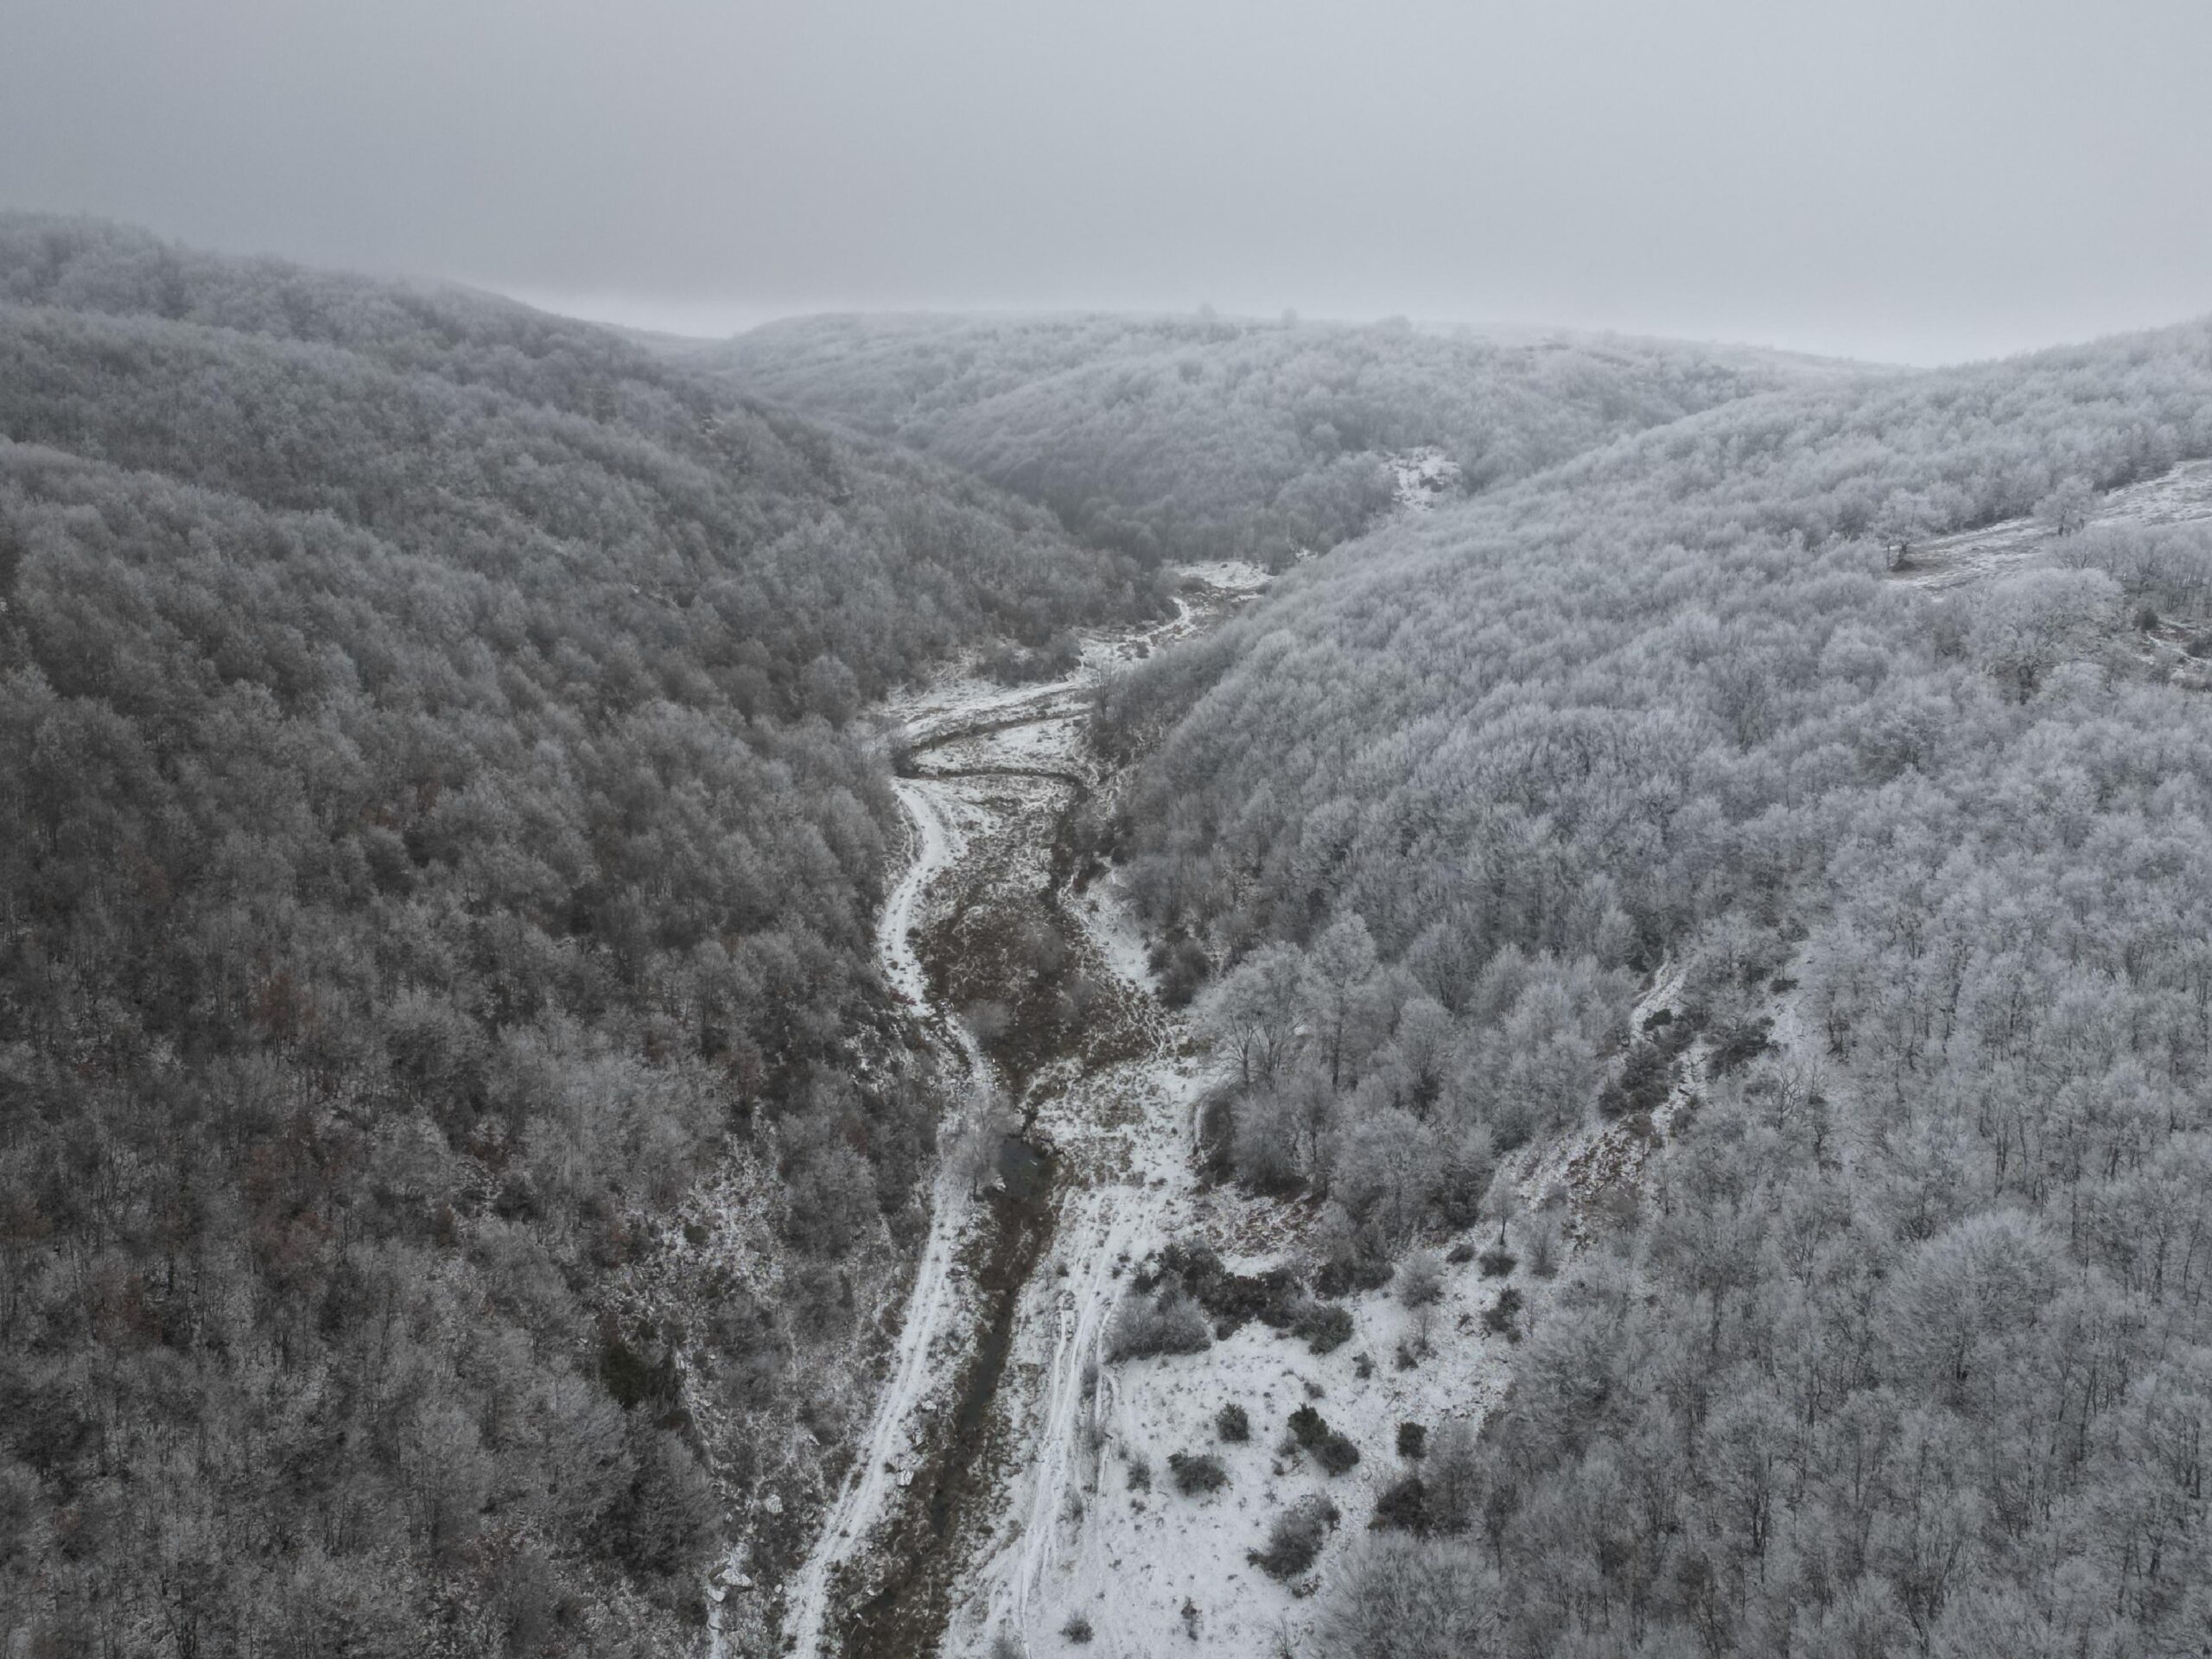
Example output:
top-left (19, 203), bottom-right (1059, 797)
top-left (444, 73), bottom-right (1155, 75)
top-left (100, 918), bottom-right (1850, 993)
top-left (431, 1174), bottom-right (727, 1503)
top-left (0, 216), bottom-right (1159, 1657)
top-left (1086, 311), bottom-right (2212, 1656)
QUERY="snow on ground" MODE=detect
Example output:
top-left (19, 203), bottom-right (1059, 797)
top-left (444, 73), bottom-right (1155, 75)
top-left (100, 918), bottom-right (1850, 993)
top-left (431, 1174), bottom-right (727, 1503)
top-left (1503, 959), bottom-right (1699, 1248)
top-left (1388, 447), bottom-right (1461, 515)
top-left (1894, 456), bottom-right (2212, 592)
top-left (761, 768), bottom-right (998, 1659)
top-left (761, 565), bottom-right (1274, 1656)
top-left (741, 563), bottom-right (1789, 1658)
top-left (1173, 558), bottom-right (1273, 594)
top-left (947, 851), bottom-right (1533, 1659)
top-left (954, 1148), bottom-right (1528, 1659)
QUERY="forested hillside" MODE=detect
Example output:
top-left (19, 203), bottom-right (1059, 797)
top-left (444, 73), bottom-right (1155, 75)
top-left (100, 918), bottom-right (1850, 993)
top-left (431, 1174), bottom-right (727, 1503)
top-left (683, 313), bottom-right (1852, 566)
top-left (0, 218), bottom-right (1159, 1656)
top-left (1098, 315), bottom-right (2212, 1654)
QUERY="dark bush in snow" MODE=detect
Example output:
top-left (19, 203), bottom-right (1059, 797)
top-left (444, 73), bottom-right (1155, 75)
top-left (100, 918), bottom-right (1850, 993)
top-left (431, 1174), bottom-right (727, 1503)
top-left (1294, 1299), bottom-right (1355, 1354)
top-left (1370, 1473), bottom-right (1433, 1535)
top-left (1249, 1494), bottom-right (1341, 1581)
top-left (1168, 1451), bottom-right (1228, 1496)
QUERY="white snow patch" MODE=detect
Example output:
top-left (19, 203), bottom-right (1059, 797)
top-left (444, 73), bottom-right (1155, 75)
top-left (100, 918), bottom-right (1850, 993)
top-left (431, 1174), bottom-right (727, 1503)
top-left (1894, 457), bottom-right (2212, 593)
top-left (1388, 447), bottom-right (1460, 516)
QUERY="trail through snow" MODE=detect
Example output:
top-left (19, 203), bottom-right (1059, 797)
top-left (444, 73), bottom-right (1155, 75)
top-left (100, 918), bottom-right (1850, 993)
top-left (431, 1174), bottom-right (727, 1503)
top-left (769, 777), bottom-right (988, 1659)
top-left (751, 569), bottom-right (1264, 1658)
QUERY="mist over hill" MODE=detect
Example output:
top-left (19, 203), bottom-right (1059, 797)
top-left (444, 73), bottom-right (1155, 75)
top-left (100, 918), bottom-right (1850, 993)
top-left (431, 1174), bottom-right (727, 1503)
top-left (677, 311), bottom-right (1863, 567)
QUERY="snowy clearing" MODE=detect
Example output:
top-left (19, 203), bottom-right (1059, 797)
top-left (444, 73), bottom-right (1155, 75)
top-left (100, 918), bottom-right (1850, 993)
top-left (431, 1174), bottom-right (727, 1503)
top-left (1893, 455), bottom-right (2212, 591)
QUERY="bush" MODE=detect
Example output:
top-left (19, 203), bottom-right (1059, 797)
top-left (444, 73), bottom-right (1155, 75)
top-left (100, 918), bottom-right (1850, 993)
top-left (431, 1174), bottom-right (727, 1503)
top-left (1168, 1451), bottom-right (1228, 1496)
top-left (1148, 936), bottom-right (1211, 1007)
top-left (1598, 1040), bottom-right (1673, 1121)
top-left (1370, 1473), bottom-right (1431, 1535)
top-left (1396, 1249), bottom-right (1446, 1308)
top-left (1249, 1494), bottom-right (1340, 1580)
top-left (1397, 1421), bottom-right (1427, 1459)
top-left (1287, 1404), bottom-right (1331, 1450)
top-left (1312, 1250), bottom-right (1395, 1299)
top-left (1062, 1612), bottom-right (1094, 1643)
top-left (1151, 1241), bottom-right (1304, 1332)
top-left (1708, 1015), bottom-right (1774, 1077)
top-left (1107, 1288), bottom-right (1212, 1362)
top-left (1482, 1286), bottom-right (1524, 1340)
top-left (1217, 1402), bottom-right (1250, 1442)
top-left (1294, 1299), bottom-right (1354, 1354)
top-left (1477, 1247), bottom-right (1517, 1279)
top-left (1315, 1431), bottom-right (1362, 1476)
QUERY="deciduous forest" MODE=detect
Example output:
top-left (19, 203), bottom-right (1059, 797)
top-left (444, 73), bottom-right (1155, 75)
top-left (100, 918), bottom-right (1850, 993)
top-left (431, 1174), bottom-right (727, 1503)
top-left (9, 214), bottom-right (2212, 1659)
top-left (690, 312), bottom-right (1854, 567)
top-left (0, 216), bottom-right (1160, 1655)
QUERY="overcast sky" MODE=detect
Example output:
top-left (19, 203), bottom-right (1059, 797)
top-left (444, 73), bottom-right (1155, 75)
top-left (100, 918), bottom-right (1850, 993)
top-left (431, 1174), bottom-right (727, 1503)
top-left (3, 0), bottom-right (2208, 365)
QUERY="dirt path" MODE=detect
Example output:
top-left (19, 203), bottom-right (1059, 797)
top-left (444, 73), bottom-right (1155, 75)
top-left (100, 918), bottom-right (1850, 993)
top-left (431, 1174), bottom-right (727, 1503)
top-left (772, 776), bottom-right (989, 1659)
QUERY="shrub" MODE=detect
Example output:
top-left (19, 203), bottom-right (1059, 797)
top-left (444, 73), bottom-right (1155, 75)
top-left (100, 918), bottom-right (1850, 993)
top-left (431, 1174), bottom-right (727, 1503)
top-left (1370, 1473), bottom-right (1431, 1535)
top-left (1107, 1288), bottom-right (1212, 1362)
top-left (1168, 1451), bottom-right (1228, 1496)
top-left (1708, 1015), bottom-right (1774, 1077)
top-left (1125, 1452), bottom-right (1151, 1492)
top-left (1249, 1494), bottom-right (1340, 1580)
top-left (1482, 1286), bottom-right (1524, 1340)
top-left (1477, 1247), bottom-right (1517, 1279)
top-left (1312, 1252), bottom-right (1394, 1298)
top-left (1444, 1241), bottom-right (1476, 1265)
top-left (1315, 1431), bottom-right (1362, 1476)
top-left (1397, 1421), bottom-right (1427, 1459)
top-left (1217, 1402), bottom-right (1250, 1442)
top-left (1287, 1404), bottom-right (1330, 1449)
top-left (1294, 1300), bottom-right (1354, 1354)
top-left (1062, 1612), bottom-right (1094, 1644)
top-left (1153, 1240), bottom-right (1305, 1332)
top-left (1396, 1249), bottom-right (1446, 1308)
top-left (1149, 936), bottom-right (1211, 1007)
top-left (1598, 1040), bottom-right (1673, 1121)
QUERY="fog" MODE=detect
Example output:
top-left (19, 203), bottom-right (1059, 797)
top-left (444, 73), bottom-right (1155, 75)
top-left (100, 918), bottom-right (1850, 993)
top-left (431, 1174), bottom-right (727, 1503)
top-left (3, 0), bottom-right (2208, 363)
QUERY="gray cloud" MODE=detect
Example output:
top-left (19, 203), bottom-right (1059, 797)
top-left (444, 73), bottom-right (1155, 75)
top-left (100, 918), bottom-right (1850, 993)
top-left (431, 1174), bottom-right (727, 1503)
top-left (3, 0), bottom-right (2208, 362)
